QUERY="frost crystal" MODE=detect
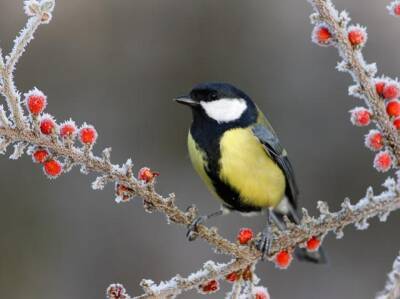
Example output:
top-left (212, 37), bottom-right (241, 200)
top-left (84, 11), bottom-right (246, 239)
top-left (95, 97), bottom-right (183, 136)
top-left (9, 142), bottom-right (27, 160)
top-left (317, 201), bottom-right (330, 215)
top-left (376, 252), bottom-right (400, 299)
top-left (338, 10), bottom-right (351, 27)
top-left (378, 211), bottom-right (391, 222)
top-left (92, 175), bottom-right (109, 190)
top-left (0, 106), bottom-right (10, 127)
top-left (355, 219), bottom-right (369, 230)
top-left (348, 84), bottom-right (363, 99)
top-left (23, 0), bottom-right (40, 16)
top-left (334, 227), bottom-right (344, 239)
top-left (336, 60), bottom-right (349, 72)
top-left (0, 138), bottom-right (10, 154)
top-left (383, 177), bottom-right (396, 194)
top-left (365, 63), bottom-right (377, 77)
top-left (122, 159), bottom-right (133, 176)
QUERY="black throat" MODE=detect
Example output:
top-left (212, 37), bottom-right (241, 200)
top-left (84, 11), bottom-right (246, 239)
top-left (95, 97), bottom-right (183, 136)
top-left (189, 108), bottom-right (260, 213)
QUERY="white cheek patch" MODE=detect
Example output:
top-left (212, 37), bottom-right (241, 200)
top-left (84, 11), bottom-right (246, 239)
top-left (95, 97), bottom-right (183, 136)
top-left (200, 98), bottom-right (247, 123)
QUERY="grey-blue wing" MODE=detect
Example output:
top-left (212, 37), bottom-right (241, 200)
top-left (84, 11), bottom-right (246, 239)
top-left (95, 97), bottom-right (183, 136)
top-left (251, 124), bottom-right (299, 210)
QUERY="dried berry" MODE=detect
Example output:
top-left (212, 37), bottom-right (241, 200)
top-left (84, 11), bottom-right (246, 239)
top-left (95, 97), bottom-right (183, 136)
top-left (138, 167), bottom-right (159, 183)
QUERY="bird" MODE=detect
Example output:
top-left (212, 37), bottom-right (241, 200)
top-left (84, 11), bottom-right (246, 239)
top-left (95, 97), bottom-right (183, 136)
top-left (174, 82), bottom-right (326, 263)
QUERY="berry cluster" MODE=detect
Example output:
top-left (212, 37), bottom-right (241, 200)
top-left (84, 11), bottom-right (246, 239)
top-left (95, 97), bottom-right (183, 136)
top-left (24, 88), bottom-right (98, 178)
top-left (236, 228), bottom-right (322, 270)
top-left (312, 21), bottom-right (397, 172)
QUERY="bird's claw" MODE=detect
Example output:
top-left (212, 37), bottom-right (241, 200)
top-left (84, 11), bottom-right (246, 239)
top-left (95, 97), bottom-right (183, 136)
top-left (256, 230), bottom-right (272, 260)
top-left (186, 215), bottom-right (207, 241)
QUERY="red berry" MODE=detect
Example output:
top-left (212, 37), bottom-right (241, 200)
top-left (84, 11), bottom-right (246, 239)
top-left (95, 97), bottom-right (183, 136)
top-left (25, 88), bottom-right (47, 115)
top-left (199, 280), bottom-right (219, 294)
top-left (79, 125), bottom-right (98, 145)
top-left (350, 107), bottom-right (371, 126)
top-left (348, 26), bottom-right (366, 46)
top-left (225, 271), bottom-right (240, 283)
top-left (312, 25), bottom-right (332, 46)
top-left (40, 116), bottom-right (56, 135)
top-left (253, 286), bottom-right (270, 299)
top-left (138, 167), bottom-right (159, 183)
top-left (383, 83), bottom-right (400, 100)
top-left (59, 121), bottom-right (77, 139)
top-left (275, 250), bottom-right (292, 269)
top-left (375, 81), bottom-right (386, 97)
top-left (237, 228), bottom-right (254, 245)
top-left (33, 149), bottom-right (49, 163)
top-left (395, 4), bottom-right (400, 16)
top-left (43, 159), bottom-right (62, 177)
top-left (386, 99), bottom-right (400, 117)
top-left (374, 151), bottom-right (393, 172)
top-left (306, 236), bottom-right (321, 252)
top-left (365, 130), bottom-right (384, 151)
top-left (394, 117), bottom-right (400, 129)
top-left (389, 1), bottom-right (400, 16)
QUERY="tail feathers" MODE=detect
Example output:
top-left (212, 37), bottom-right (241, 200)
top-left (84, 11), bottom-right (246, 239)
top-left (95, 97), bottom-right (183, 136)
top-left (294, 247), bottom-right (328, 264)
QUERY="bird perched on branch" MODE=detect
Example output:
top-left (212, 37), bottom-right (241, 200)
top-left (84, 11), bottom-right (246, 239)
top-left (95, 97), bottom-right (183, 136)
top-left (175, 82), bottom-right (325, 263)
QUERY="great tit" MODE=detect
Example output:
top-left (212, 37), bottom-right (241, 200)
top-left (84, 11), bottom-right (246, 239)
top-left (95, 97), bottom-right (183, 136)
top-left (175, 82), bottom-right (325, 263)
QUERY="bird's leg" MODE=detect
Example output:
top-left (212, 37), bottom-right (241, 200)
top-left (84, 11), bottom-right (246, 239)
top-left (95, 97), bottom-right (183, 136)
top-left (186, 209), bottom-right (224, 241)
top-left (256, 208), bottom-right (274, 260)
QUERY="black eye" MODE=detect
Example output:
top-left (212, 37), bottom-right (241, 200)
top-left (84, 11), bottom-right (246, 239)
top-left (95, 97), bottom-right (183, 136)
top-left (210, 93), bottom-right (218, 100)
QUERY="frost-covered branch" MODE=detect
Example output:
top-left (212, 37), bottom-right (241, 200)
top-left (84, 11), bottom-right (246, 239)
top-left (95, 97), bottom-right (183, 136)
top-left (2, 1), bottom-right (400, 298)
top-left (130, 175), bottom-right (400, 298)
top-left (309, 0), bottom-right (400, 172)
top-left (377, 252), bottom-right (400, 299)
top-left (309, 1), bottom-right (400, 298)
top-left (0, 0), bottom-right (53, 130)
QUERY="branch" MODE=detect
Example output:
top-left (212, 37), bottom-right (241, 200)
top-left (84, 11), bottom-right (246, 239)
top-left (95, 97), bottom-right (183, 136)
top-left (308, 1), bottom-right (400, 298)
top-left (133, 260), bottom-right (242, 299)
top-left (0, 0), bottom-right (54, 130)
top-left (377, 252), bottom-right (400, 299)
top-left (309, 0), bottom-right (400, 168)
top-left (131, 176), bottom-right (400, 298)
top-left (1, 1), bottom-right (400, 298)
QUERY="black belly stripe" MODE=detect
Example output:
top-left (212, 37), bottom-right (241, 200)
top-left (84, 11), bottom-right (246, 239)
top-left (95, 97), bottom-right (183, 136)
top-left (190, 112), bottom-right (262, 213)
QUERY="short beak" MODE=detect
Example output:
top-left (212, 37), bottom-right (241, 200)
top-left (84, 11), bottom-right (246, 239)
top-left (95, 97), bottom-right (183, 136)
top-left (173, 95), bottom-right (199, 107)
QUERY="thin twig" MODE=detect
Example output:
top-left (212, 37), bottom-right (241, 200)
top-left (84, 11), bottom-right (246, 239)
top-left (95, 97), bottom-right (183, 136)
top-left (6, 17), bottom-right (42, 72)
top-left (377, 252), bottom-right (400, 299)
top-left (1, 16), bottom-right (42, 130)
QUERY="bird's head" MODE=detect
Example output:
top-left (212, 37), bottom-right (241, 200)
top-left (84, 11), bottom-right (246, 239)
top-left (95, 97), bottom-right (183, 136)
top-left (174, 82), bottom-right (257, 124)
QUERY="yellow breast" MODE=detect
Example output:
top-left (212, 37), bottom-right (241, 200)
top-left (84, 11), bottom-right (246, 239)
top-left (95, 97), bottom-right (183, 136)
top-left (219, 127), bottom-right (286, 208)
top-left (187, 133), bottom-right (217, 196)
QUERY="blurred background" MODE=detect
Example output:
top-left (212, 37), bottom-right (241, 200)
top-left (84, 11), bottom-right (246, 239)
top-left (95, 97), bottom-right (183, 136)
top-left (0, 0), bottom-right (399, 298)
